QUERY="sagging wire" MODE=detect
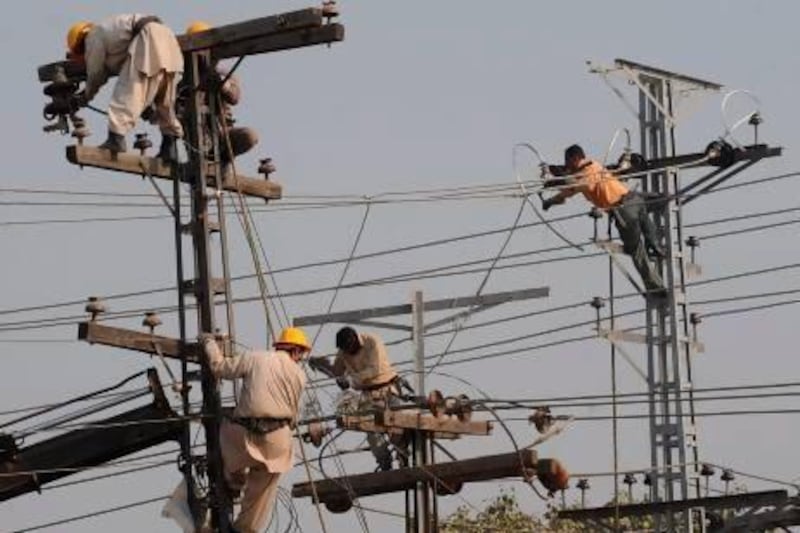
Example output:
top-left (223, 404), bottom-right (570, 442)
top-left (216, 102), bottom-right (276, 343)
top-left (720, 89), bottom-right (762, 149)
top-left (513, 142), bottom-right (584, 252)
top-left (426, 197), bottom-right (527, 375)
top-left (8, 494), bottom-right (170, 533)
top-left (602, 127), bottom-right (631, 168)
top-left (316, 428), bottom-right (346, 480)
top-left (412, 369), bottom-right (552, 501)
top-left (0, 370), bottom-right (147, 431)
top-left (1, 168), bottom-right (795, 327)
top-left (311, 199), bottom-right (373, 348)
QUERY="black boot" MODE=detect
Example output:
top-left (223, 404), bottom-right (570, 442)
top-left (158, 135), bottom-right (178, 163)
top-left (98, 131), bottom-right (127, 154)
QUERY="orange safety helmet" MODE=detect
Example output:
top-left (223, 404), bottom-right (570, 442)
top-left (274, 327), bottom-right (312, 352)
top-left (66, 21), bottom-right (94, 57)
top-left (185, 21), bottom-right (212, 35)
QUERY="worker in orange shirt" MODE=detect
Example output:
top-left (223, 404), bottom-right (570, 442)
top-left (543, 144), bottom-right (666, 296)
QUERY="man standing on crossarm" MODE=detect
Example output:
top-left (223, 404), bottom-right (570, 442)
top-left (309, 326), bottom-right (412, 471)
top-left (542, 144), bottom-right (667, 297)
top-left (65, 14), bottom-right (184, 159)
top-left (202, 327), bottom-right (311, 533)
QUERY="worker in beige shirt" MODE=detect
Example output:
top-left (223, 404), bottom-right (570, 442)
top-left (66, 15), bottom-right (184, 159)
top-left (310, 326), bottom-right (411, 471)
top-left (202, 327), bottom-right (310, 533)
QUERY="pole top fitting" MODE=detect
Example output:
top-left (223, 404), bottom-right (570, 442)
top-left (590, 296), bottom-right (606, 309)
top-left (322, 0), bottom-right (339, 19)
top-left (133, 132), bottom-right (152, 155)
top-left (85, 296), bottom-right (107, 320)
top-left (258, 158), bottom-right (276, 179)
top-left (686, 236), bottom-right (700, 248)
top-left (142, 311), bottom-right (162, 331)
top-left (700, 463), bottom-right (716, 477)
top-left (576, 478), bottom-right (590, 490)
top-left (690, 312), bottom-right (702, 325)
top-left (623, 473), bottom-right (637, 486)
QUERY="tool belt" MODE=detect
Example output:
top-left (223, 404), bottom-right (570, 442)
top-left (132, 15), bottom-right (162, 37)
top-left (358, 376), bottom-right (401, 393)
top-left (231, 416), bottom-right (291, 435)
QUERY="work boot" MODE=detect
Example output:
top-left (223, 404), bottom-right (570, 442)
top-left (375, 447), bottom-right (392, 472)
top-left (98, 131), bottom-right (127, 154)
top-left (158, 135), bottom-right (178, 163)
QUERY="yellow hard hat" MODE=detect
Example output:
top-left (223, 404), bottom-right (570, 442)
top-left (274, 327), bottom-right (311, 351)
top-left (186, 21), bottom-right (212, 35)
top-left (66, 21), bottom-right (93, 55)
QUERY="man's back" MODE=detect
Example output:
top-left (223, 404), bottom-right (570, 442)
top-left (232, 350), bottom-right (306, 420)
top-left (571, 160), bottom-right (629, 209)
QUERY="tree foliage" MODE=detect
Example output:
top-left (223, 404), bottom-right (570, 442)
top-left (439, 490), bottom-right (656, 532)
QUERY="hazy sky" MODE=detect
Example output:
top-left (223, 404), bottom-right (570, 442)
top-left (1, 1), bottom-right (799, 531)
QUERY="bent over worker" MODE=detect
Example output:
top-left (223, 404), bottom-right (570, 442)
top-left (202, 327), bottom-right (310, 533)
top-left (543, 144), bottom-right (666, 297)
top-left (309, 327), bottom-right (411, 471)
top-left (66, 15), bottom-right (184, 159)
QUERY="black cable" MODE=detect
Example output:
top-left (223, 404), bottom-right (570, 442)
top-left (9, 494), bottom-right (169, 532)
top-left (0, 191), bottom-right (794, 322)
top-left (479, 390), bottom-right (800, 411)
top-left (0, 370), bottom-right (146, 431)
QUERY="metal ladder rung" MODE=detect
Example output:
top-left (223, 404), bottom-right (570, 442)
top-left (182, 278), bottom-right (227, 297)
top-left (182, 221), bottom-right (221, 234)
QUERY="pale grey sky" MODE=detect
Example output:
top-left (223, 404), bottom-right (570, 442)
top-left (1, 1), bottom-right (799, 531)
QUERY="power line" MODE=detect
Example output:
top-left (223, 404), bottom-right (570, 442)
top-left (9, 494), bottom-right (170, 532)
top-left (0, 195), bottom-right (794, 324)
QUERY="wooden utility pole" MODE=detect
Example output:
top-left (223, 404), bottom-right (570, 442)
top-left (293, 286), bottom-right (551, 531)
top-left (38, 6), bottom-right (344, 531)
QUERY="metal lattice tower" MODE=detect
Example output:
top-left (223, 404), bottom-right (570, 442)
top-left (592, 58), bottom-right (724, 531)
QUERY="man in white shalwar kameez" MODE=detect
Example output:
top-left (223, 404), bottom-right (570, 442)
top-left (66, 15), bottom-right (184, 159)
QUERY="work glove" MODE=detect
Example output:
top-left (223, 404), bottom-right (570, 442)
top-left (308, 356), bottom-right (327, 373)
top-left (398, 377), bottom-right (415, 395)
top-left (335, 377), bottom-right (350, 391)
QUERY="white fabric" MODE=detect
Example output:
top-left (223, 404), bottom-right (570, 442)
top-left (161, 480), bottom-right (196, 533)
top-left (83, 14), bottom-right (183, 136)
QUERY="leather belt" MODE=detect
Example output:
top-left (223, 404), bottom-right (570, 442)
top-left (358, 376), bottom-right (400, 392)
top-left (132, 15), bottom-right (162, 37)
top-left (232, 416), bottom-right (291, 435)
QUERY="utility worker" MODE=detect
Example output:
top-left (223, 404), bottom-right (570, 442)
top-left (309, 327), bottom-right (411, 471)
top-left (183, 21), bottom-right (259, 177)
top-left (65, 15), bottom-right (184, 159)
top-left (543, 144), bottom-right (666, 296)
top-left (201, 327), bottom-right (311, 533)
